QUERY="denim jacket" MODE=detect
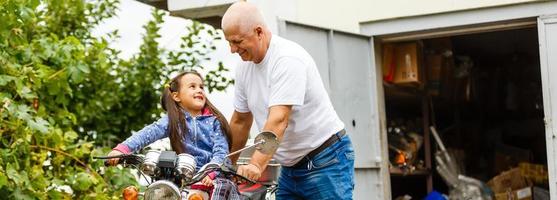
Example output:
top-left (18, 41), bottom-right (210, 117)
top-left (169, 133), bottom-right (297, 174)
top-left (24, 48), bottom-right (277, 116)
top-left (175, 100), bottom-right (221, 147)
top-left (114, 109), bottom-right (229, 170)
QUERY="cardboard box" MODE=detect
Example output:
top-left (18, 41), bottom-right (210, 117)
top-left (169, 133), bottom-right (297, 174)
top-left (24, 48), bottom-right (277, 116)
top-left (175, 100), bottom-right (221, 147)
top-left (519, 162), bottom-right (549, 185)
top-left (382, 44), bottom-right (396, 83)
top-left (488, 168), bottom-right (529, 193)
top-left (488, 168), bottom-right (533, 200)
top-left (382, 42), bottom-right (422, 85)
top-left (392, 42), bottom-right (421, 85)
top-left (494, 187), bottom-right (533, 200)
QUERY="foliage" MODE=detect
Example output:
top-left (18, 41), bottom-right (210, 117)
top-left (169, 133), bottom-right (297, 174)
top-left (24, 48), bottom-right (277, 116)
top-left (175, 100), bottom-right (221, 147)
top-left (0, 0), bottom-right (135, 198)
top-left (0, 0), bottom-right (232, 199)
top-left (167, 20), bottom-right (234, 93)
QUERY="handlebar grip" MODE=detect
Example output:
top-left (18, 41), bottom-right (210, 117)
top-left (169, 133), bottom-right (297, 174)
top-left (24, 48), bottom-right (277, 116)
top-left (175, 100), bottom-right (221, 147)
top-left (228, 165), bottom-right (238, 172)
top-left (94, 156), bottom-right (122, 166)
top-left (104, 160), bottom-right (111, 167)
top-left (226, 165), bottom-right (256, 185)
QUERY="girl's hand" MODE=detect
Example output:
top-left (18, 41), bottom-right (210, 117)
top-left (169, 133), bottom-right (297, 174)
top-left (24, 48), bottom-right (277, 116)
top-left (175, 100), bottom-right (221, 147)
top-left (107, 150), bottom-right (123, 166)
top-left (201, 175), bottom-right (213, 186)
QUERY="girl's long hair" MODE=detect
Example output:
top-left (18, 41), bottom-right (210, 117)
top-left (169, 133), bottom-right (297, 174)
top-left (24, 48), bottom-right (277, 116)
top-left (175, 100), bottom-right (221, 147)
top-left (161, 71), bottom-right (232, 154)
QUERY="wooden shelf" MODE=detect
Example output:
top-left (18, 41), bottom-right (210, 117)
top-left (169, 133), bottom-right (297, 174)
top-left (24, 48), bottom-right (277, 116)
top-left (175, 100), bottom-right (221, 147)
top-left (383, 81), bottom-right (423, 90)
top-left (390, 168), bottom-right (431, 176)
top-left (383, 82), bottom-right (425, 107)
top-left (384, 80), bottom-right (433, 193)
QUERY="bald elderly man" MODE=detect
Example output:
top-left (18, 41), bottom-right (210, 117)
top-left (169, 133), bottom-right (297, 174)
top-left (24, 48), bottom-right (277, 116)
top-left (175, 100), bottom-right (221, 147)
top-left (222, 2), bottom-right (355, 199)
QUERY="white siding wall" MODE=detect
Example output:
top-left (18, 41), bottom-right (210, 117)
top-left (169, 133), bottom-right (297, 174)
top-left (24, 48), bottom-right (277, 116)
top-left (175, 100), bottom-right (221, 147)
top-left (296, 0), bottom-right (541, 32)
top-left (168, 0), bottom-right (543, 33)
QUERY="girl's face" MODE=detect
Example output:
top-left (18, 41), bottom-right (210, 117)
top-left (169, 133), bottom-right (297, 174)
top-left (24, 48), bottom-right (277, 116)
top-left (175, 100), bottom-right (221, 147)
top-left (172, 73), bottom-right (206, 116)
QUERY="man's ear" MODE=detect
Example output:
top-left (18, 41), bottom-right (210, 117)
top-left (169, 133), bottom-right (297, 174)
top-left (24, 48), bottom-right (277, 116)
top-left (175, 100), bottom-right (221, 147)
top-left (255, 26), bottom-right (263, 37)
top-left (171, 92), bottom-right (181, 102)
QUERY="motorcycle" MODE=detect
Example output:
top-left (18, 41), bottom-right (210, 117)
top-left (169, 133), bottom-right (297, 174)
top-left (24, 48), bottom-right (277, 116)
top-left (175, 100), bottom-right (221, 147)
top-left (95, 131), bottom-right (280, 200)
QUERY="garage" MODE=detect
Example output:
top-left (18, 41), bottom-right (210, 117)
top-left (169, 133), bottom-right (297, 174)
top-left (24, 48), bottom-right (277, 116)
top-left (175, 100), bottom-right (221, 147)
top-left (278, 1), bottom-right (557, 199)
top-left (384, 27), bottom-right (547, 199)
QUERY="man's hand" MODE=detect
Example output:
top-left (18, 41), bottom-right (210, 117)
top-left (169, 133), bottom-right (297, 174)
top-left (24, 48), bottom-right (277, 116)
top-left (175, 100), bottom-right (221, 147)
top-left (237, 163), bottom-right (262, 182)
top-left (236, 105), bottom-right (290, 182)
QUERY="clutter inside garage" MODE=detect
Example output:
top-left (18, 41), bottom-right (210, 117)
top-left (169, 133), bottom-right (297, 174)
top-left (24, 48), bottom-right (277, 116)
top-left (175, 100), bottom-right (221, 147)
top-left (382, 27), bottom-right (549, 200)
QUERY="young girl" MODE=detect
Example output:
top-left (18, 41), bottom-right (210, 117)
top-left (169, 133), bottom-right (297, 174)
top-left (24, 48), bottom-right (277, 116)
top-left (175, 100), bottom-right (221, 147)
top-left (107, 71), bottom-right (232, 186)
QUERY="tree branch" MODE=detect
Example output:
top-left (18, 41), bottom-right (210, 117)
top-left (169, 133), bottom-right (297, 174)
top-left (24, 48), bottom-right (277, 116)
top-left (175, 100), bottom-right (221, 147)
top-left (29, 145), bottom-right (106, 184)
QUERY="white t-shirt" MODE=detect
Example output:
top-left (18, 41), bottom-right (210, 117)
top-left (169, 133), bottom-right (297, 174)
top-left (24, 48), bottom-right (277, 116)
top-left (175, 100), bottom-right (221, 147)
top-left (234, 34), bottom-right (345, 166)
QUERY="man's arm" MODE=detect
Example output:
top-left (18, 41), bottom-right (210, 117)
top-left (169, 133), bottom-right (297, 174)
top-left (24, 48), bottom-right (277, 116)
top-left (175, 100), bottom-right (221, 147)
top-left (238, 105), bottom-right (291, 181)
top-left (229, 110), bottom-right (253, 164)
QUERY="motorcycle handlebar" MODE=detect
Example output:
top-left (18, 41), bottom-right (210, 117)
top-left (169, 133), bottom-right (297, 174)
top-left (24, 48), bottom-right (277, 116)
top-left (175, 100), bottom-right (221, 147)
top-left (95, 154), bottom-right (257, 185)
top-left (94, 154), bottom-right (144, 166)
top-left (186, 163), bottom-right (256, 186)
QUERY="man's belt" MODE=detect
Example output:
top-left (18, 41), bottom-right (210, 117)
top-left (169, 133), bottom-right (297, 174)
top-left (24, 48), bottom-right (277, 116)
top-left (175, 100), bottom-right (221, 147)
top-left (290, 129), bottom-right (346, 169)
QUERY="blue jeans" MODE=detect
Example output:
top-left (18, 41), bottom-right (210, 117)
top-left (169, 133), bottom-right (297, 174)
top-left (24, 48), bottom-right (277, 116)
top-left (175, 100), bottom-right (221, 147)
top-left (276, 134), bottom-right (355, 200)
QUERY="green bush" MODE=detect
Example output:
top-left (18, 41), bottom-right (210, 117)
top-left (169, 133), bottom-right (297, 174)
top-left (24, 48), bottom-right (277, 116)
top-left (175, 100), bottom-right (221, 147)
top-left (0, 0), bottom-right (232, 198)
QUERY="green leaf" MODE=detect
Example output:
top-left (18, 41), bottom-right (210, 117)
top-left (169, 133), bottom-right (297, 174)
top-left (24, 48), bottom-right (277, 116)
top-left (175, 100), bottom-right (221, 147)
top-left (18, 86), bottom-right (36, 99)
top-left (6, 163), bottom-right (22, 185)
top-left (0, 93), bottom-right (12, 100)
top-left (73, 172), bottom-right (94, 191)
top-left (0, 172), bottom-right (7, 188)
top-left (13, 188), bottom-right (34, 200)
top-left (28, 117), bottom-right (49, 133)
top-left (64, 131), bottom-right (78, 142)
top-left (0, 75), bottom-right (16, 86)
top-left (15, 104), bottom-right (33, 121)
top-left (36, 64), bottom-right (55, 79)
top-left (68, 64), bottom-right (85, 83)
top-left (29, 171), bottom-right (49, 192)
top-left (47, 81), bottom-right (62, 95)
top-left (29, 0), bottom-right (40, 8)
top-left (47, 189), bottom-right (66, 200)
top-left (77, 63), bottom-right (90, 73)
top-left (20, 7), bottom-right (36, 22)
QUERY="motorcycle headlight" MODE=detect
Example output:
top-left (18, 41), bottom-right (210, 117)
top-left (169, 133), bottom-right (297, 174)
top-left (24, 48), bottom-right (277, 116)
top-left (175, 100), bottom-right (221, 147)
top-left (141, 150), bottom-right (160, 176)
top-left (144, 180), bottom-right (181, 200)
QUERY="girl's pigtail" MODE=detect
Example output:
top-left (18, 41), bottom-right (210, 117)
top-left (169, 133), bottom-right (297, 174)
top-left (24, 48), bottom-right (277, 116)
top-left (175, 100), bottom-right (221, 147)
top-left (162, 81), bottom-right (186, 154)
